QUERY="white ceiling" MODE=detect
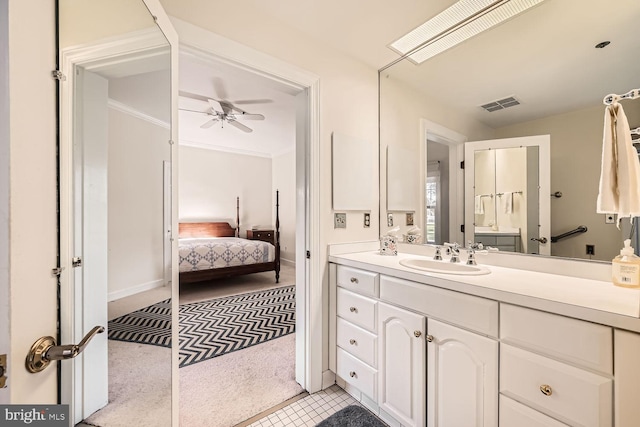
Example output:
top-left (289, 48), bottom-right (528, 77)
top-left (175, 0), bottom-right (640, 152)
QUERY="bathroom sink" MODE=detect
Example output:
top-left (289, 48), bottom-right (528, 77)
top-left (399, 258), bottom-right (491, 275)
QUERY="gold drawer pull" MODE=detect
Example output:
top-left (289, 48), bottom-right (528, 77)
top-left (349, 306), bottom-right (358, 313)
top-left (540, 384), bottom-right (553, 396)
top-left (349, 371), bottom-right (357, 378)
top-left (349, 339), bottom-right (357, 345)
top-left (350, 277), bottom-right (359, 283)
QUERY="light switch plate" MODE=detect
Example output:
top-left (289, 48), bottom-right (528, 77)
top-left (387, 213), bottom-right (393, 227)
top-left (364, 213), bottom-right (371, 228)
top-left (334, 213), bottom-right (346, 229)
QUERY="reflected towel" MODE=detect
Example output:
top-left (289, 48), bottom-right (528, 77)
top-left (597, 102), bottom-right (640, 225)
top-left (474, 195), bottom-right (484, 214)
top-left (502, 192), bottom-right (513, 214)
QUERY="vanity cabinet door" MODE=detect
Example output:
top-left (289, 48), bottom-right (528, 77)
top-left (427, 319), bottom-right (498, 427)
top-left (378, 302), bottom-right (426, 427)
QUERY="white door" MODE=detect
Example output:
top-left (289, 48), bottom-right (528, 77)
top-left (427, 319), bottom-right (498, 427)
top-left (464, 135), bottom-right (551, 255)
top-left (71, 67), bottom-right (110, 418)
top-left (378, 302), bottom-right (426, 427)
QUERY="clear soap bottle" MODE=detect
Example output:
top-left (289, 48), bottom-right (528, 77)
top-left (612, 239), bottom-right (640, 288)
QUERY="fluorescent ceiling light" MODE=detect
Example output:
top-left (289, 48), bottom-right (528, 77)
top-left (389, 0), bottom-right (545, 64)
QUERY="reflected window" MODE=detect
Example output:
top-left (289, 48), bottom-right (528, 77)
top-left (425, 174), bottom-right (439, 244)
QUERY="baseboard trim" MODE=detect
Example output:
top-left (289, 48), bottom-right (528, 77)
top-left (281, 258), bottom-right (295, 267)
top-left (108, 279), bottom-right (165, 302)
top-left (322, 369), bottom-right (336, 390)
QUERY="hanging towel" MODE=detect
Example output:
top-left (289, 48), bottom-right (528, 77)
top-left (502, 192), bottom-right (514, 214)
top-left (597, 102), bottom-right (640, 226)
top-left (474, 195), bottom-right (484, 214)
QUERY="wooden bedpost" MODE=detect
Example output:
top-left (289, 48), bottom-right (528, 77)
top-left (275, 190), bottom-right (280, 283)
top-left (236, 196), bottom-right (240, 238)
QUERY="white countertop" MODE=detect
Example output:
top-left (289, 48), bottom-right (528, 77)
top-left (329, 250), bottom-right (640, 331)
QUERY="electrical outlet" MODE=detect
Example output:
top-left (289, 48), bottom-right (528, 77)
top-left (605, 214), bottom-right (615, 224)
top-left (387, 213), bottom-right (393, 227)
top-left (586, 244), bottom-right (595, 255)
top-left (364, 213), bottom-right (370, 228)
top-left (334, 213), bottom-right (346, 229)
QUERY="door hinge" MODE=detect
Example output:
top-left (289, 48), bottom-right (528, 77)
top-left (460, 161), bottom-right (465, 169)
top-left (460, 224), bottom-right (465, 233)
top-left (51, 267), bottom-right (64, 277)
top-left (306, 250), bottom-right (311, 259)
top-left (51, 70), bottom-right (66, 81)
top-left (72, 257), bottom-right (83, 268)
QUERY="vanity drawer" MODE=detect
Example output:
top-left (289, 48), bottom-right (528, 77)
top-left (337, 347), bottom-right (377, 400)
top-left (337, 317), bottom-right (377, 367)
top-left (337, 287), bottom-right (377, 332)
top-left (380, 275), bottom-right (498, 337)
top-left (337, 265), bottom-right (379, 297)
top-left (501, 344), bottom-right (612, 427)
top-left (501, 304), bottom-right (612, 375)
top-left (500, 395), bottom-right (569, 427)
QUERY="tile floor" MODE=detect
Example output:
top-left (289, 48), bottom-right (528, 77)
top-left (243, 385), bottom-right (373, 427)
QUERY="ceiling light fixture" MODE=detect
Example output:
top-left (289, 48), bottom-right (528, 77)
top-left (388, 0), bottom-right (546, 65)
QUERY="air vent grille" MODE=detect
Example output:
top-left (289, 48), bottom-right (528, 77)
top-left (480, 96), bottom-right (521, 112)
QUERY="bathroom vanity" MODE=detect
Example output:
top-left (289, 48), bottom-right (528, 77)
top-left (328, 246), bottom-right (640, 427)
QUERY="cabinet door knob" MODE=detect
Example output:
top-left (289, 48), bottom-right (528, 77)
top-left (350, 277), bottom-right (358, 283)
top-left (349, 371), bottom-right (357, 378)
top-left (540, 384), bottom-right (553, 396)
top-left (426, 334), bottom-right (434, 342)
top-left (414, 331), bottom-right (422, 338)
top-left (349, 306), bottom-right (358, 313)
top-left (349, 339), bottom-right (357, 345)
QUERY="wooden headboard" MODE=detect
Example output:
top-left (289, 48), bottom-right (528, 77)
top-left (178, 222), bottom-right (236, 238)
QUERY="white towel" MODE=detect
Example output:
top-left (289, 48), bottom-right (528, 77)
top-left (474, 195), bottom-right (484, 215)
top-left (502, 192), bottom-right (513, 214)
top-left (597, 102), bottom-right (640, 225)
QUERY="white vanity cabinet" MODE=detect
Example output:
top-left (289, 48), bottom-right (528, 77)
top-left (427, 318), bottom-right (499, 427)
top-left (378, 302), bottom-right (426, 427)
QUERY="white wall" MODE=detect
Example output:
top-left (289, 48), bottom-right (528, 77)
top-left (8, 0), bottom-right (58, 402)
top-left (179, 146), bottom-right (274, 233)
top-left (108, 108), bottom-right (170, 300)
top-left (273, 149), bottom-right (296, 263)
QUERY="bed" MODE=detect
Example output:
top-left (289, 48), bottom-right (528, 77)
top-left (178, 192), bottom-right (281, 284)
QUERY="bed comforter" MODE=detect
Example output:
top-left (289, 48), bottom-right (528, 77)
top-left (178, 237), bottom-right (276, 273)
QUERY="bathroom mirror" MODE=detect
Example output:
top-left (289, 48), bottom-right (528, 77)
top-left (380, 0), bottom-right (640, 262)
top-left (59, 0), bottom-right (173, 424)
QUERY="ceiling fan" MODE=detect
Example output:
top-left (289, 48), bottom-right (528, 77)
top-left (179, 90), bottom-right (265, 133)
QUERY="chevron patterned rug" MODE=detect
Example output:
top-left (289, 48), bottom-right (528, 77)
top-left (108, 285), bottom-right (295, 367)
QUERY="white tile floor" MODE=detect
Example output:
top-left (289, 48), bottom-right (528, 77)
top-left (246, 385), bottom-right (372, 427)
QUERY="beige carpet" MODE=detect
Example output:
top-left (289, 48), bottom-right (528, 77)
top-left (180, 333), bottom-right (304, 427)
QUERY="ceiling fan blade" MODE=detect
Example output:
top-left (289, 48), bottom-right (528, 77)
top-left (233, 99), bottom-right (273, 105)
top-left (201, 118), bottom-right (218, 129)
top-left (208, 98), bottom-right (224, 113)
top-left (236, 112), bottom-right (265, 120)
top-left (179, 107), bottom-right (209, 115)
top-left (179, 90), bottom-right (213, 103)
top-left (227, 120), bottom-right (253, 133)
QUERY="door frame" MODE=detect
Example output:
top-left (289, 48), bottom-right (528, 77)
top-left (171, 18), bottom-right (322, 392)
top-left (58, 1), bottom-right (179, 422)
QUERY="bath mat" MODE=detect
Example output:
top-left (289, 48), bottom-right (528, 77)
top-left (316, 405), bottom-right (387, 427)
top-left (108, 285), bottom-right (295, 367)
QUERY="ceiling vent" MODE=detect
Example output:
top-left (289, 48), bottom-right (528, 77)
top-left (480, 96), bottom-right (521, 112)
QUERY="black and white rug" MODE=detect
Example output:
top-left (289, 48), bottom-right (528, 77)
top-left (108, 285), bottom-right (296, 367)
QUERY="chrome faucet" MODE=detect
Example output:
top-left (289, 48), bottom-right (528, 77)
top-left (433, 246), bottom-right (443, 260)
top-left (444, 242), bottom-right (461, 263)
top-left (466, 248), bottom-right (477, 265)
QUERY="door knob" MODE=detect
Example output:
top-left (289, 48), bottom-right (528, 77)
top-left (530, 237), bottom-right (548, 244)
top-left (26, 326), bottom-right (105, 373)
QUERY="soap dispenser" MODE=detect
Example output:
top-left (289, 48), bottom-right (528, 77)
top-left (612, 239), bottom-right (640, 288)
